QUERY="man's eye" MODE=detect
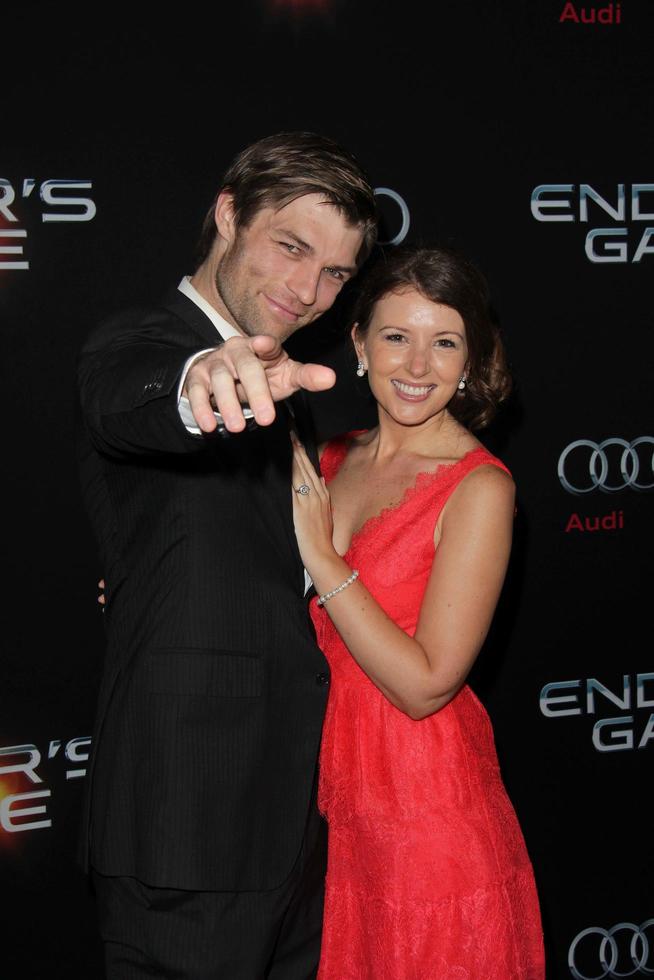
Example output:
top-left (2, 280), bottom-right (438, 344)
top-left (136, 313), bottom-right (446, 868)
top-left (325, 268), bottom-right (345, 281)
top-left (281, 242), bottom-right (300, 253)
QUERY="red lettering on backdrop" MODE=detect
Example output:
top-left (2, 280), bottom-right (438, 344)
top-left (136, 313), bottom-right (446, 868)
top-left (560, 2), bottom-right (580, 21)
top-left (565, 510), bottom-right (624, 532)
top-left (559, 2), bottom-right (621, 23)
top-left (598, 3), bottom-right (621, 22)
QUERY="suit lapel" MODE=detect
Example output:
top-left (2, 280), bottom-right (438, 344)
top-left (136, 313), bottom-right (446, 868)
top-left (287, 390), bottom-right (321, 474)
top-left (161, 288), bottom-right (226, 347)
top-left (284, 395), bottom-right (321, 598)
top-left (161, 287), bottom-right (322, 479)
top-left (161, 286), bottom-right (316, 596)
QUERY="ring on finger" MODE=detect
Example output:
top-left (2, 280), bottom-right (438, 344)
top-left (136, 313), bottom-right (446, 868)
top-left (294, 484), bottom-right (311, 495)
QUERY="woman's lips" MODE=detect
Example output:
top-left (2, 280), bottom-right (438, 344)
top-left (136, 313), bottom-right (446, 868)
top-left (391, 379), bottom-right (436, 401)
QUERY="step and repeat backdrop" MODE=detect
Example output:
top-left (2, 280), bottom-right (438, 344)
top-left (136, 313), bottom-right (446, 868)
top-left (2, 3), bottom-right (651, 977)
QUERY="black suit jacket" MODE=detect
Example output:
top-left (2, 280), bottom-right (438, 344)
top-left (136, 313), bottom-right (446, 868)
top-left (76, 288), bottom-right (329, 891)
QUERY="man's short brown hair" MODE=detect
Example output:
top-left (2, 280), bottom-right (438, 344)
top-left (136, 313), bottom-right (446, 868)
top-left (195, 131), bottom-right (378, 268)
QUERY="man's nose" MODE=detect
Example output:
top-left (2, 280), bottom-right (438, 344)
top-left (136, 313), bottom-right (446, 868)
top-left (287, 261), bottom-right (321, 307)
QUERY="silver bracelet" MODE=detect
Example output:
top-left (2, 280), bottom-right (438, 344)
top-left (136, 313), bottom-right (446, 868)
top-left (317, 569), bottom-right (359, 606)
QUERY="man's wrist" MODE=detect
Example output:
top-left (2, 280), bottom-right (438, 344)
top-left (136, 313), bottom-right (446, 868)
top-left (177, 347), bottom-right (221, 403)
top-left (177, 396), bottom-right (256, 436)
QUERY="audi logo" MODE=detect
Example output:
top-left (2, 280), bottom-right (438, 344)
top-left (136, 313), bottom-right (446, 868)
top-left (558, 438), bottom-right (654, 494)
top-left (373, 187), bottom-right (410, 246)
top-left (569, 921), bottom-right (654, 978)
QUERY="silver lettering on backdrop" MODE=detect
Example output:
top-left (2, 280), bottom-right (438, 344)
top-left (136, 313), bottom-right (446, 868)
top-left (530, 183), bottom-right (654, 263)
top-left (557, 437), bottom-right (654, 493)
top-left (539, 674), bottom-right (654, 753)
top-left (39, 179), bottom-right (96, 222)
top-left (0, 177), bottom-right (96, 271)
top-left (0, 737), bottom-right (91, 833)
top-left (568, 920), bottom-right (654, 979)
top-left (373, 187), bottom-right (410, 245)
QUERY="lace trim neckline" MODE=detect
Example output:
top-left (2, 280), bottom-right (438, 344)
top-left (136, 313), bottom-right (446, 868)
top-left (325, 433), bottom-right (491, 557)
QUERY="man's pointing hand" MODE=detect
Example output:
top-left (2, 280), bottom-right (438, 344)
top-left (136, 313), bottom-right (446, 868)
top-left (183, 334), bottom-right (336, 434)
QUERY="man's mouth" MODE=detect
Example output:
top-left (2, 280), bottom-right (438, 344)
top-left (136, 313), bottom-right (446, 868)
top-left (264, 294), bottom-right (303, 322)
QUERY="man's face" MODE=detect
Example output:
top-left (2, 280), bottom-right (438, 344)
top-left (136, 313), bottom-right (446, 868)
top-left (214, 193), bottom-right (364, 341)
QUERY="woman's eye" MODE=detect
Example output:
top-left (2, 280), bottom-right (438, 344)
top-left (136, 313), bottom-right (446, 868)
top-left (384, 333), bottom-right (406, 343)
top-left (436, 338), bottom-right (456, 348)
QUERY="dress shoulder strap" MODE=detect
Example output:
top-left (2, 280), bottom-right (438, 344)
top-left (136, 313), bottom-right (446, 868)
top-left (455, 447), bottom-right (511, 480)
top-left (320, 430), bottom-right (368, 483)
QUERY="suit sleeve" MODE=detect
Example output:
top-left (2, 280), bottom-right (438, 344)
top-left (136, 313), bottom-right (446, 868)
top-left (77, 306), bottom-right (224, 457)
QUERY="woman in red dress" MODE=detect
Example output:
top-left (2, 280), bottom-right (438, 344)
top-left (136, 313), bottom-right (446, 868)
top-left (291, 246), bottom-right (545, 979)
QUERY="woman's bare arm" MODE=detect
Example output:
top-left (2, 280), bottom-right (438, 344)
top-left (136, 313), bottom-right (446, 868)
top-left (293, 443), bottom-right (515, 720)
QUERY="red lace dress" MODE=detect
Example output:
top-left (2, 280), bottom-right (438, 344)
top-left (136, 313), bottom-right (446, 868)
top-left (311, 435), bottom-right (545, 980)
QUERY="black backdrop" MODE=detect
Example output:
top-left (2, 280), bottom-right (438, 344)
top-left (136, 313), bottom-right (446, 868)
top-left (2, 3), bottom-right (652, 977)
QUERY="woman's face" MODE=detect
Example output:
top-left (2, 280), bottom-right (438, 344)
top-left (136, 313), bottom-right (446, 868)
top-left (354, 287), bottom-right (468, 428)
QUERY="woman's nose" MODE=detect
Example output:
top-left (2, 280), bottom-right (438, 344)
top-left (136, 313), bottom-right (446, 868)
top-left (407, 349), bottom-right (430, 377)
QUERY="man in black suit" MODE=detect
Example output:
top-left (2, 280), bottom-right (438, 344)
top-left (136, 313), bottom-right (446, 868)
top-left (77, 132), bottom-right (377, 978)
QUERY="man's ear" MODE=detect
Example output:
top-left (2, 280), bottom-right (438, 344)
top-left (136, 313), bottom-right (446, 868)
top-left (214, 191), bottom-right (237, 244)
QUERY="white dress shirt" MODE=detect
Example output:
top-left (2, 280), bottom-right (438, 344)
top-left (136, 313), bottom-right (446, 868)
top-left (176, 276), bottom-right (254, 434)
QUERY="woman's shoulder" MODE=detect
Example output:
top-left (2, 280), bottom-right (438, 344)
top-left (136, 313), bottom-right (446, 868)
top-left (462, 442), bottom-right (512, 479)
top-left (442, 450), bottom-right (516, 521)
top-left (428, 431), bottom-right (514, 513)
top-left (460, 454), bottom-right (515, 492)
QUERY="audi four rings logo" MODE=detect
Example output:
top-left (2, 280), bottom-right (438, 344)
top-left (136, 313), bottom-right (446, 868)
top-left (373, 187), bottom-right (410, 246)
top-left (569, 921), bottom-right (654, 978)
top-left (558, 438), bottom-right (654, 494)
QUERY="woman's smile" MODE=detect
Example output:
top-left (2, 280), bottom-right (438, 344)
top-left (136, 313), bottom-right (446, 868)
top-left (390, 379), bottom-right (436, 400)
